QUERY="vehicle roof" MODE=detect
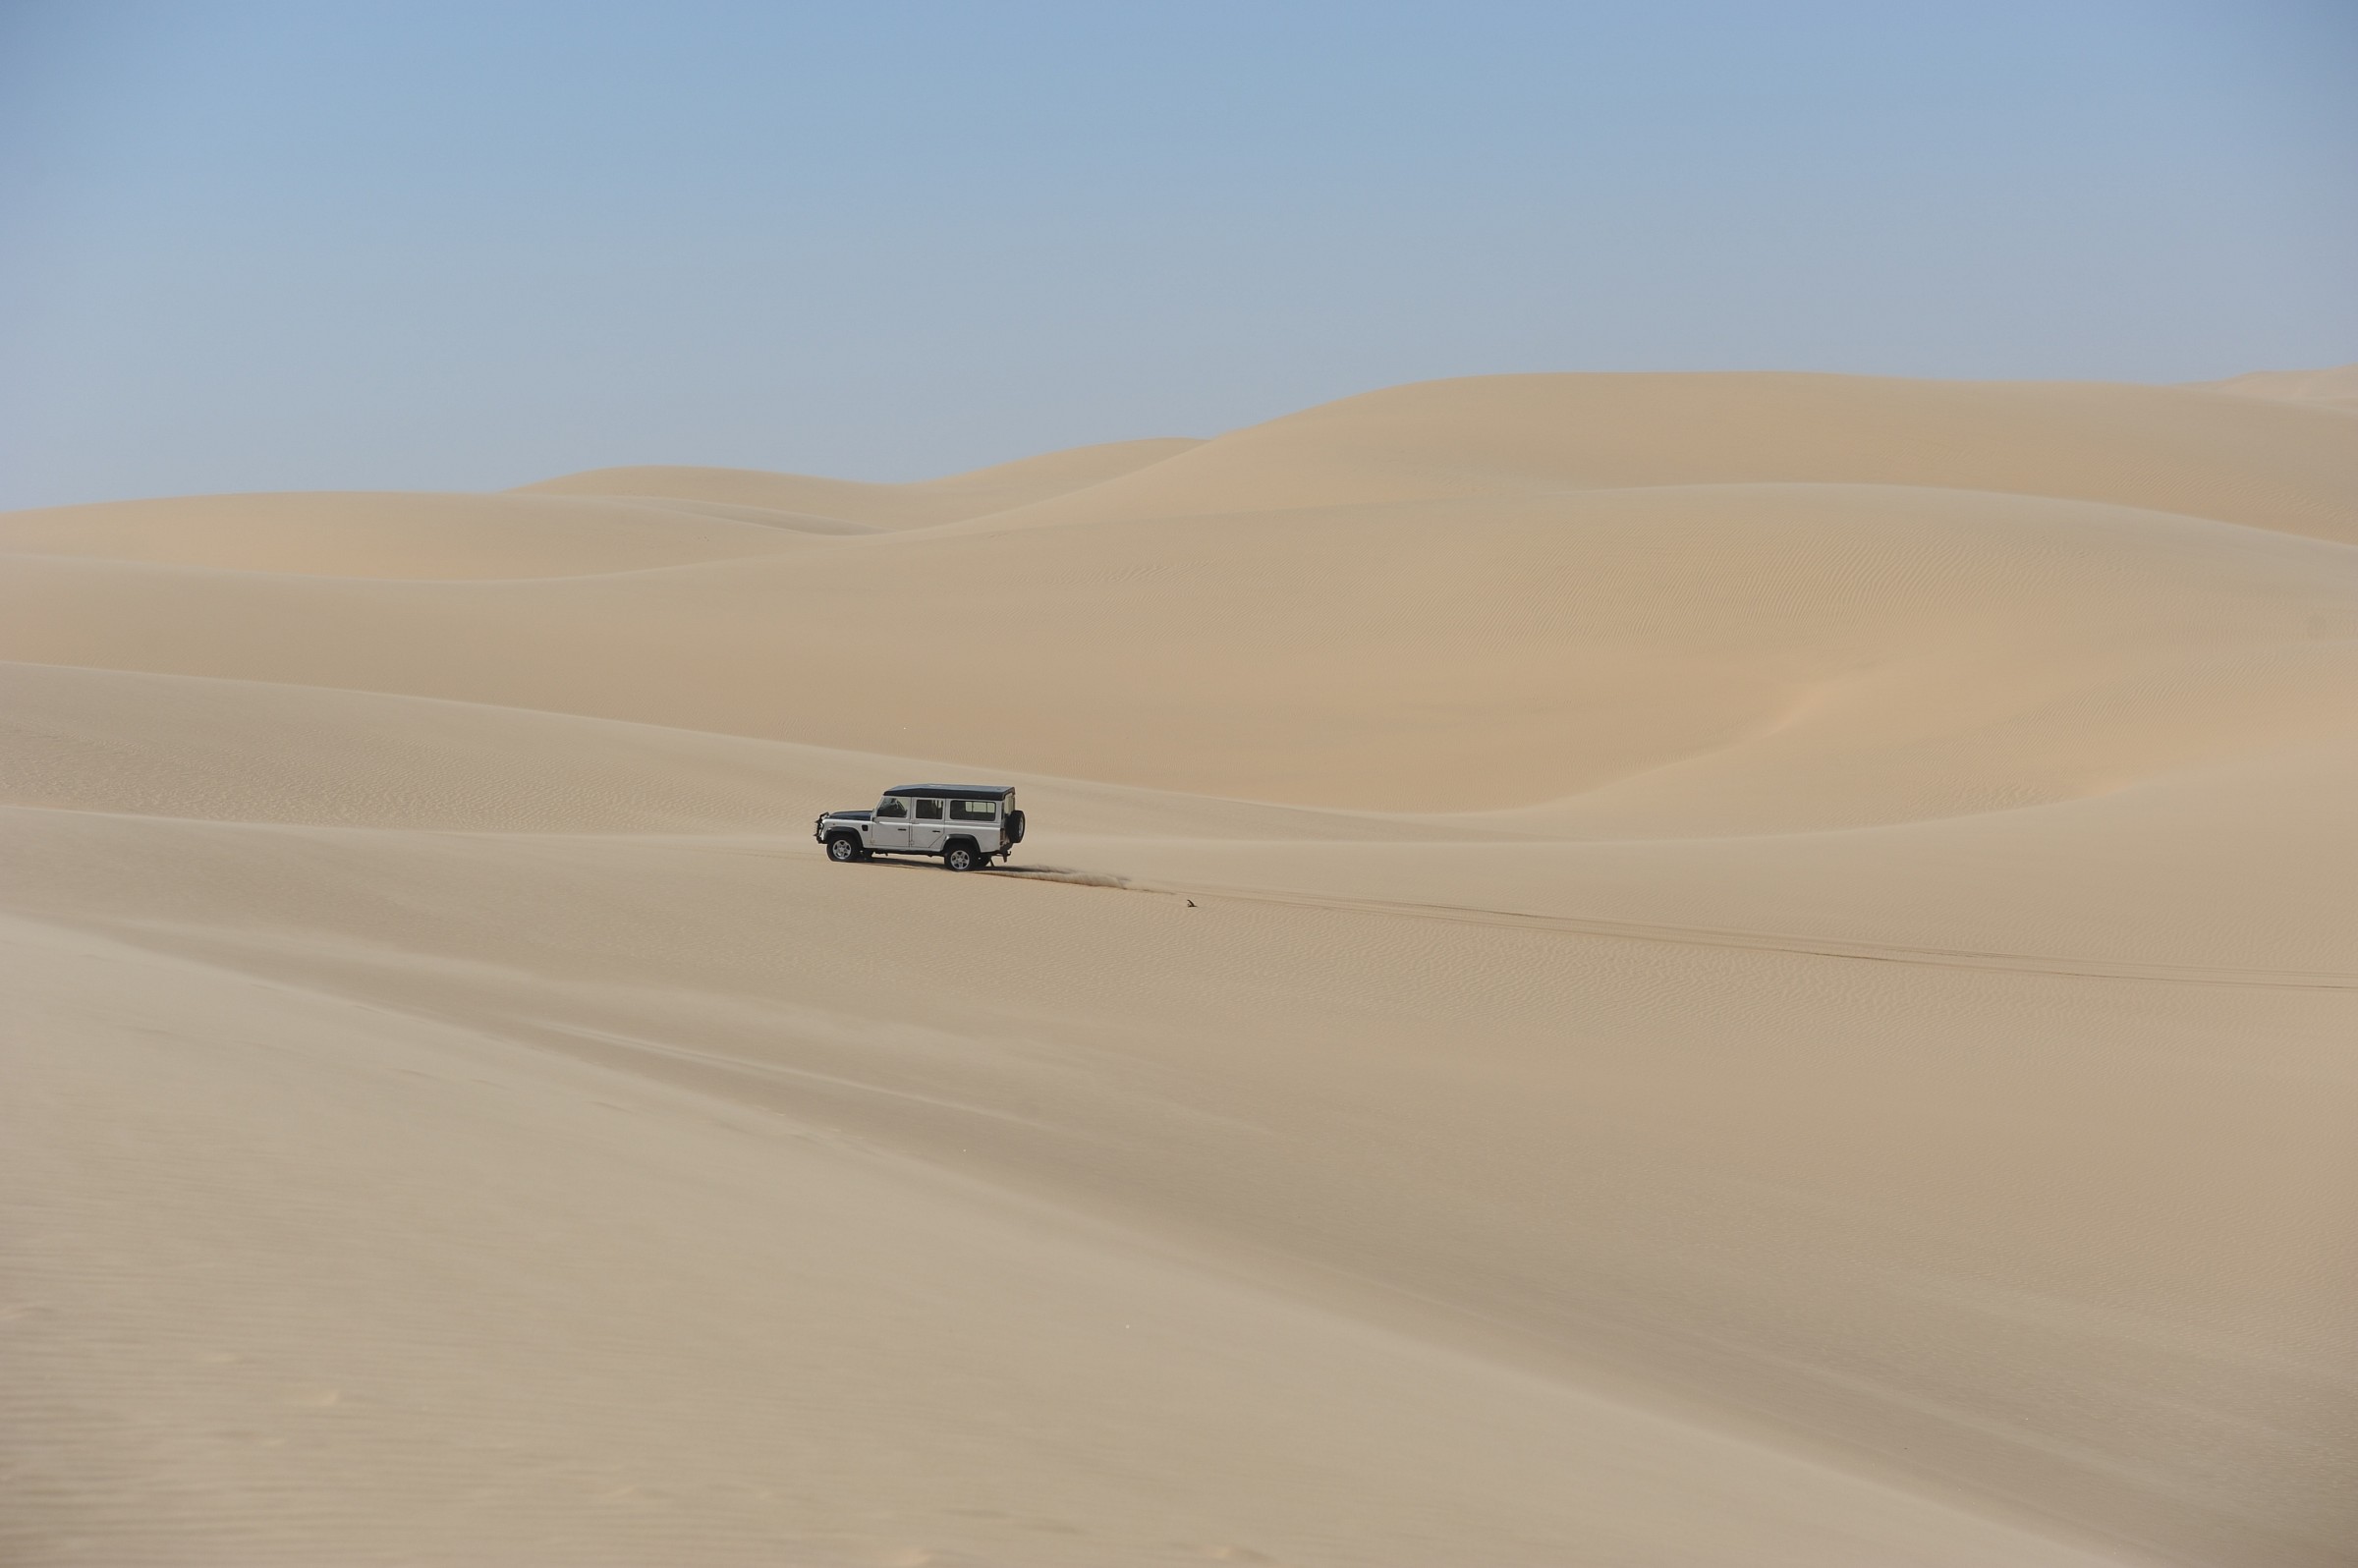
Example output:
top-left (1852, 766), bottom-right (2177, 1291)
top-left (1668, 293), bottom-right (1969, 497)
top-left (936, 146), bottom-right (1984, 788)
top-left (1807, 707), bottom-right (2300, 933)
top-left (881, 783), bottom-right (1017, 799)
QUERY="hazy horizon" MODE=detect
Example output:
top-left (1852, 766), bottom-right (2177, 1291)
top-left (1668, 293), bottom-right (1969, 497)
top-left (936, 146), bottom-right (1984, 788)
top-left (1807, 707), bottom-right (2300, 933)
top-left (3, 0), bottom-right (2354, 510)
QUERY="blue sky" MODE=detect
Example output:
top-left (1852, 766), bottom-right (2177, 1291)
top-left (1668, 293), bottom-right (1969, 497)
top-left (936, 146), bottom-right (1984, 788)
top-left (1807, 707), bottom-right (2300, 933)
top-left (2, 1), bottom-right (2353, 507)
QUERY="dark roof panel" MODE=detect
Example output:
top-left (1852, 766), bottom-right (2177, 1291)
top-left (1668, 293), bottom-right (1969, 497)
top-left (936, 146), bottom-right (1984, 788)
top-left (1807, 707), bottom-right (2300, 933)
top-left (883, 783), bottom-right (1016, 799)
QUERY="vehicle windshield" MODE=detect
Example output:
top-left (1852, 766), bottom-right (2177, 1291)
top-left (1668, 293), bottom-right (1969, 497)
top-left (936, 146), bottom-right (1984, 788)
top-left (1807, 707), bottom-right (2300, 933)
top-left (873, 798), bottom-right (908, 818)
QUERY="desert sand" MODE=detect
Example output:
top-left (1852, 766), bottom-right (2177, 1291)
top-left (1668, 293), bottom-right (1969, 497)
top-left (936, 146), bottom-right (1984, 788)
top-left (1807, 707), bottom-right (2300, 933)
top-left (3, 369), bottom-right (2354, 1567)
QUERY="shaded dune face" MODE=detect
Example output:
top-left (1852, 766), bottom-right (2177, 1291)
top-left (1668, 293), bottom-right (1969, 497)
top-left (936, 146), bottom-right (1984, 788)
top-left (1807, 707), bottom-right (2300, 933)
top-left (3, 371), bottom-right (2355, 1568)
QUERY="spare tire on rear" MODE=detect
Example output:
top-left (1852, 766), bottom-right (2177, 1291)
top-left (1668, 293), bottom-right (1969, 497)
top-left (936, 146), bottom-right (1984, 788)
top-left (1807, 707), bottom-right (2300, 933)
top-left (1005, 810), bottom-right (1026, 845)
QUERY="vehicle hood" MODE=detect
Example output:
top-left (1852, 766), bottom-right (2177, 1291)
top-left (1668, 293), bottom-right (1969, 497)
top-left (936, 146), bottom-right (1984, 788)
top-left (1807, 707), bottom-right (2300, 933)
top-left (821, 809), bottom-right (873, 821)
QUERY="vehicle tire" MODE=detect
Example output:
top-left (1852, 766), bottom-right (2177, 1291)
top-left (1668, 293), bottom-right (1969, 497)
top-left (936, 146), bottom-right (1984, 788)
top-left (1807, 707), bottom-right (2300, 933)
top-left (826, 834), bottom-right (865, 863)
top-left (1004, 810), bottom-right (1026, 845)
top-left (943, 841), bottom-right (980, 872)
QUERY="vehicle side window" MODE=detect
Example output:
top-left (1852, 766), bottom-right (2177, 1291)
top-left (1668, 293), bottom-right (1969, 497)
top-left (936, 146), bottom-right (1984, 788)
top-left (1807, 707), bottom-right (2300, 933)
top-left (915, 798), bottom-right (944, 820)
top-left (949, 799), bottom-right (998, 822)
top-left (874, 798), bottom-right (908, 818)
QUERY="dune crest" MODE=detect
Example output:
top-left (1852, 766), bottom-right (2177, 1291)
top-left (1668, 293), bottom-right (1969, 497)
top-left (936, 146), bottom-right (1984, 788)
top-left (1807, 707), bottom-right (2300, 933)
top-left (511, 436), bottom-right (1205, 528)
top-left (0, 489), bottom-right (817, 579)
top-left (4, 369), bottom-right (2353, 1567)
top-left (2193, 363), bottom-right (2358, 415)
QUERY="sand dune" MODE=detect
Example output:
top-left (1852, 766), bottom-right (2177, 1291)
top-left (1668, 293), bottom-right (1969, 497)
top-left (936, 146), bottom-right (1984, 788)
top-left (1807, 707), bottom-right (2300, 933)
top-left (970, 372), bottom-right (2358, 542)
top-left (5, 482), bottom-right (2354, 815)
top-left (0, 490), bottom-right (822, 579)
top-left (513, 436), bottom-right (1207, 529)
top-left (4, 371), bottom-right (2355, 1567)
top-left (2196, 363), bottom-right (2358, 416)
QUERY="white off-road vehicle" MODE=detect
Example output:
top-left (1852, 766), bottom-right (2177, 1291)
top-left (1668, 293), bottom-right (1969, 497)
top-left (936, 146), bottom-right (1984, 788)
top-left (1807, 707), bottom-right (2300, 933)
top-left (814, 784), bottom-right (1024, 872)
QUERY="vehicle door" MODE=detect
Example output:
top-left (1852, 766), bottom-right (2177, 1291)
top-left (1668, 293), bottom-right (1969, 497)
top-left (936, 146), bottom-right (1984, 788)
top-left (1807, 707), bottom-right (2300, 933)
top-left (909, 795), bottom-right (948, 853)
top-left (869, 795), bottom-right (912, 851)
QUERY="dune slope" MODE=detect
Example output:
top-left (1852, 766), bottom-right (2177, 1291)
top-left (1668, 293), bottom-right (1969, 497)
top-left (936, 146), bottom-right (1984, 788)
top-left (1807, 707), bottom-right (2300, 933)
top-left (4, 371), bottom-right (2354, 1568)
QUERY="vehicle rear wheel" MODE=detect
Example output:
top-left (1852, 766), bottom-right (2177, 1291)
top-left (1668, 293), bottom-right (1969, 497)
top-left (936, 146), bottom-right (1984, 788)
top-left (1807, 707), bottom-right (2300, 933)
top-left (826, 834), bottom-right (865, 863)
top-left (943, 842), bottom-right (980, 872)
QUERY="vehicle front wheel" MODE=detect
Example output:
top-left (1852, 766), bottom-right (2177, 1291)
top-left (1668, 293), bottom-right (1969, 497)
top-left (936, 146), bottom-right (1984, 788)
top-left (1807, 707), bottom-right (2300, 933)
top-left (826, 834), bottom-right (865, 863)
top-left (942, 843), bottom-right (980, 871)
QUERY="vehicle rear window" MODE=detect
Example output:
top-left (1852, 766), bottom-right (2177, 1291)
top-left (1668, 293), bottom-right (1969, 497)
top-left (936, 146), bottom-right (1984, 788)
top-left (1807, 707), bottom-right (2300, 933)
top-left (949, 799), bottom-right (998, 821)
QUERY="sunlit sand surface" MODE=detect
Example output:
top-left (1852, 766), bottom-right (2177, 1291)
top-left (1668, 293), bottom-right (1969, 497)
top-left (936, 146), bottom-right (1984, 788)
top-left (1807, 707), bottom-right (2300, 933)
top-left (5, 369), bottom-right (2354, 1566)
